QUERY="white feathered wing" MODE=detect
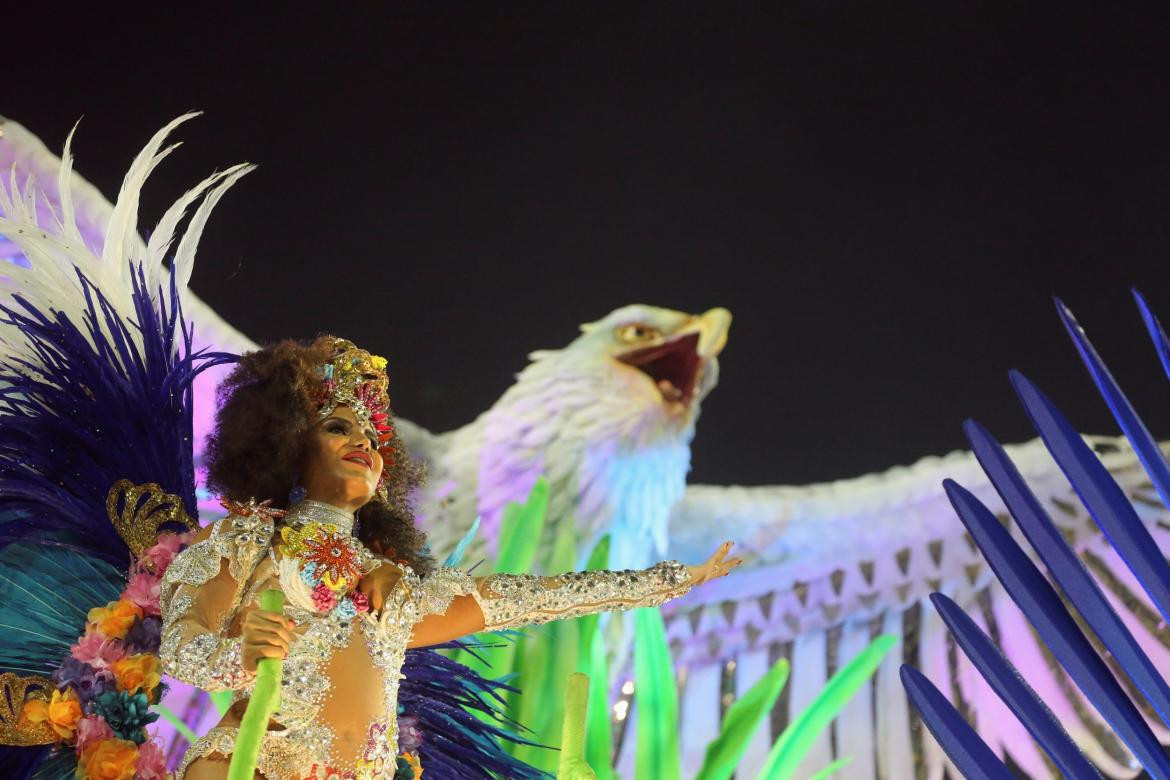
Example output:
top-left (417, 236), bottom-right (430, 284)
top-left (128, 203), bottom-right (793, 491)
top-left (0, 115), bottom-right (257, 493)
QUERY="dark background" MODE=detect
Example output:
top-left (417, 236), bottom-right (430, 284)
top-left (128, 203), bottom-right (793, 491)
top-left (7, 3), bottom-right (1170, 487)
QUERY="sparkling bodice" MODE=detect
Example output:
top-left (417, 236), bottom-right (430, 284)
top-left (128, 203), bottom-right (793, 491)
top-left (160, 502), bottom-right (475, 778)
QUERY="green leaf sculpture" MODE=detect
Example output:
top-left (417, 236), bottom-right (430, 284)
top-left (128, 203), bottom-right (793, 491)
top-left (757, 635), bottom-right (896, 779)
top-left (634, 607), bottom-right (682, 780)
top-left (558, 672), bottom-right (601, 780)
top-left (576, 536), bottom-right (615, 780)
top-left (693, 658), bottom-right (790, 780)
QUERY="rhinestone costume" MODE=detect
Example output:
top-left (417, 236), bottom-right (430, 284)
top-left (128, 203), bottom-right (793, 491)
top-left (160, 500), bottom-right (694, 779)
top-left (473, 562), bottom-right (693, 630)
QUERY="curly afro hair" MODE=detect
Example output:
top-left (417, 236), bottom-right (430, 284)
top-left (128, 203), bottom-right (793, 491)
top-left (204, 335), bottom-right (434, 576)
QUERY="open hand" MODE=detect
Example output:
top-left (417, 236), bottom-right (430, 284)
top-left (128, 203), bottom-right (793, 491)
top-left (358, 561), bottom-right (403, 615)
top-left (686, 541), bottom-right (743, 587)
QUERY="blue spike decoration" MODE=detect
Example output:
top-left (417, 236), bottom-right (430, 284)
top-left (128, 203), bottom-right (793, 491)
top-left (965, 418), bottom-right (1170, 727)
top-left (1134, 289), bottom-right (1170, 384)
top-left (899, 665), bottom-right (1015, 779)
top-left (1055, 298), bottom-right (1170, 542)
top-left (904, 293), bottom-right (1170, 778)
top-left (942, 478), bottom-right (1170, 774)
top-left (1011, 370), bottom-right (1170, 626)
top-left (929, 592), bottom-right (1102, 778)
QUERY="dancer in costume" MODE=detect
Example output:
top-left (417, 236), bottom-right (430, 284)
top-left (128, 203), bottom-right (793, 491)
top-left (0, 116), bottom-right (740, 780)
top-left (168, 335), bottom-right (742, 779)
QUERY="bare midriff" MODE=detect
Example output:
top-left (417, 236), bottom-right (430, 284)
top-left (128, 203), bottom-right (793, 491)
top-left (215, 590), bottom-right (389, 770)
top-left (317, 621), bottom-right (387, 762)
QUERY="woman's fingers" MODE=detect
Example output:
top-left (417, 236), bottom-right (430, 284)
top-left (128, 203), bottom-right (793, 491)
top-left (246, 611), bottom-right (292, 629)
top-left (690, 543), bottom-right (743, 585)
top-left (251, 627), bottom-right (294, 647)
top-left (245, 615), bottom-right (294, 640)
top-left (359, 564), bottom-right (403, 614)
top-left (359, 579), bottom-right (385, 612)
top-left (241, 610), bottom-right (296, 672)
top-left (255, 646), bottom-right (289, 660)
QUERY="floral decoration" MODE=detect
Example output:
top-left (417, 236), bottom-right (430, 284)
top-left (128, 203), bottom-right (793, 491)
top-left (19, 528), bottom-right (194, 778)
top-left (280, 521), bottom-right (371, 620)
top-left (281, 522), bottom-right (362, 590)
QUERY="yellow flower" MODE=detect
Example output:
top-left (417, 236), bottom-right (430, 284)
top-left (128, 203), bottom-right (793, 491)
top-left (22, 687), bottom-right (82, 741)
top-left (112, 653), bottom-right (161, 695)
top-left (20, 699), bottom-right (52, 739)
top-left (87, 599), bottom-right (143, 639)
top-left (76, 738), bottom-right (139, 780)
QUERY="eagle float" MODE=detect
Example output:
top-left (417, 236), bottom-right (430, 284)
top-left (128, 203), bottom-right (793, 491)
top-left (2, 116), bottom-right (1166, 780)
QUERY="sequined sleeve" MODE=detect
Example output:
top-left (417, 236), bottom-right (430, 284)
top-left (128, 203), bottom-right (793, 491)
top-left (158, 512), bottom-right (277, 691)
top-left (415, 566), bottom-right (477, 617)
top-left (470, 561), bottom-right (693, 631)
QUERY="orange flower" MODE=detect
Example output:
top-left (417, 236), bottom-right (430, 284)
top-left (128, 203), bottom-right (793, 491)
top-left (22, 687), bottom-right (82, 741)
top-left (77, 737), bottom-right (139, 780)
top-left (87, 599), bottom-right (143, 640)
top-left (112, 653), bottom-right (161, 695)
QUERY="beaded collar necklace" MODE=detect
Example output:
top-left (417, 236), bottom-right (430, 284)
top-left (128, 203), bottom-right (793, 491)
top-left (283, 500), bottom-right (357, 536)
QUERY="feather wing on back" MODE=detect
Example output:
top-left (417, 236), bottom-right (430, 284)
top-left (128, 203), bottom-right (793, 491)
top-left (0, 115), bottom-right (255, 352)
top-left (0, 116), bottom-right (256, 509)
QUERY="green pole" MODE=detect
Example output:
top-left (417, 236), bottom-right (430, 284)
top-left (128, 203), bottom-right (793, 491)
top-left (558, 672), bottom-right (599, 780)
top-left (227, 589), bottom-right (285, 780)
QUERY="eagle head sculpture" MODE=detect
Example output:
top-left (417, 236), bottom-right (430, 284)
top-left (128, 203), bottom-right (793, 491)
top-left (412, 304), bottom-right (731, 569)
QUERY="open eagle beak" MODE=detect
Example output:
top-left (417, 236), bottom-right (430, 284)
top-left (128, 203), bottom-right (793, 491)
top-left (693, 307), bottom-right (732, 360)
top-left (617, 307), bottom-right (732, 411)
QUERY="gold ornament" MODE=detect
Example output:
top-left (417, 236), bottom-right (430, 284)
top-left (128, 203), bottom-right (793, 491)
top-left (106, 480), bottom-right (199, 560)
top-left (0, 672), bottom-right (56, 746)
top-left (317, 339), bottom-right (390, 432)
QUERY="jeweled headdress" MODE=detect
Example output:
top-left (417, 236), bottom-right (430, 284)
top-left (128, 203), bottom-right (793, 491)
top-left (316, 339), bottom-right (397, 496)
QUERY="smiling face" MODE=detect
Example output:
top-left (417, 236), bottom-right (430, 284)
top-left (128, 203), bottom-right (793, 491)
top-left (300, 405), bottom-right (384, 512)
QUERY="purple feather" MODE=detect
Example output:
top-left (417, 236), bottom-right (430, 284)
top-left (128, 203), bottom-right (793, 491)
top-left (0, 264), bottom-right (234, 564)
top-left (400, 642), bottom-right (551, 779)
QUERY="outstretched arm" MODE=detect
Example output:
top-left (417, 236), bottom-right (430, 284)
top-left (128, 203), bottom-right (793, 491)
top-left (407, 541), bottom-right (741, 648)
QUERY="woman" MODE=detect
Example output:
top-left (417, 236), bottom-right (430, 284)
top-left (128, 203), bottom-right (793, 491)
top-left (162, 335), bottom-right (741, 780)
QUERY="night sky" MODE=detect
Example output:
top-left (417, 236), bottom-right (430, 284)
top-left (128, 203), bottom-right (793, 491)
top-left (8, 4), bottom-right (1170, 488)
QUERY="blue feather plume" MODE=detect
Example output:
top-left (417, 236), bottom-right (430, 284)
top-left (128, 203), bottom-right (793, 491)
top-left (0, 264), bottom-right (231, 778)
top-left (401, 641), bottom-right (551, 779)
top-left (0, 264), bottom-right (234, 563)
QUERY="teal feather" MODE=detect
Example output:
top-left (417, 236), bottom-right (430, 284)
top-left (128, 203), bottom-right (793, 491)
top-left (0, 543), bottom-right (123, 677)
top-left (443, 516), bottom-right (481, 567)
top-left (0, 543), bottom-right (124, 779)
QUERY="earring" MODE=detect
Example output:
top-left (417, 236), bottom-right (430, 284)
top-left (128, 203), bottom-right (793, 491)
top-left (288, 485), bottom-right (307, 504)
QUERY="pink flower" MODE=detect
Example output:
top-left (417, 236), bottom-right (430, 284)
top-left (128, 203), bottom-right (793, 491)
top-left (71, 633), bottom-right (125, 670)
top-left (350, 590), bottom-right (369, 613)
top-left (73, 715), bottom-right (114, 753)
top-left (134, 737), bottom-right (167, 780)
top-left (122, 572), bottom-right (161, 616)
top-left (311, 582), bottom-right (337, 612)
top-left (139, 531), bottom-right (193, 574)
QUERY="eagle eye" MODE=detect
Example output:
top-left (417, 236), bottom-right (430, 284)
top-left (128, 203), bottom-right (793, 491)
top-left (616, 323), bottom-right (660, 344)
